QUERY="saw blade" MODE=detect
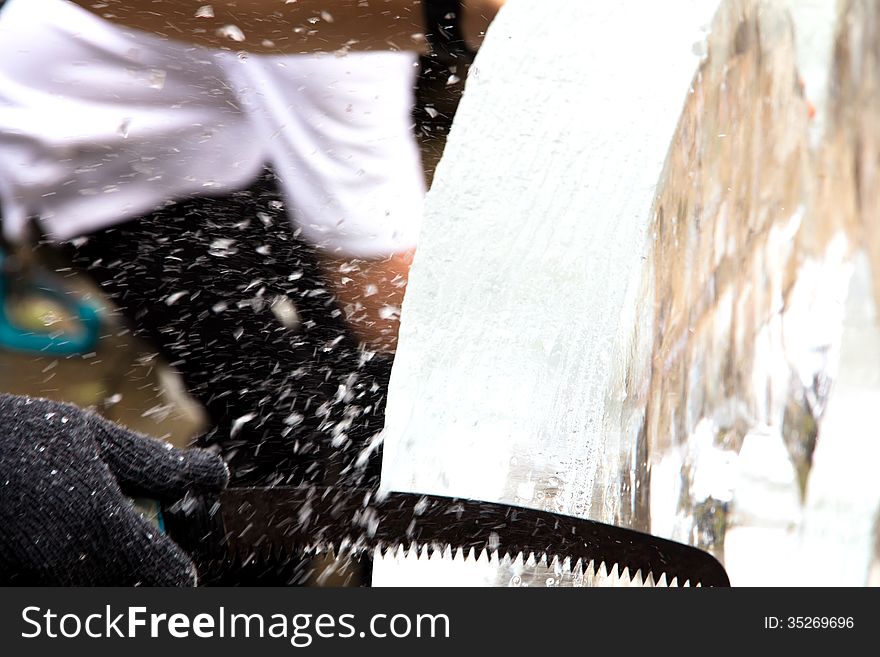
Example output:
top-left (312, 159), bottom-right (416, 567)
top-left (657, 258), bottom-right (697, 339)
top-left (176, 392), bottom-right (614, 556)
top-left (164, 486), bottom-right (730, 587)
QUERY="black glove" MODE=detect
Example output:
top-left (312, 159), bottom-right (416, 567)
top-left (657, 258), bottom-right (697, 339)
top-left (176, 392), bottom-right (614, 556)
top-left (0, 393), bottom-right (229, 586)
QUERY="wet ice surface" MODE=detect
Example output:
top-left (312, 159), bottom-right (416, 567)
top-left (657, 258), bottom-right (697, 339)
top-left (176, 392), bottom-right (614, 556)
top-left (378, 0), bottom-right (723, 586)
top-left (790, 254), bottom-right (880, 586)
top-left (381, 0), bottom-right (720, 522)
top-left (375, 0), bottom-right (880, 586)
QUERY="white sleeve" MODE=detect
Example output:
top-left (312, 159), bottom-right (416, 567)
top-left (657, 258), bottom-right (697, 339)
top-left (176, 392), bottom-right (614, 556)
top-left (0, 0), bottom-right (266, 242)
top-left (0, 0), bottom-right (425, 258)
top-left (227, 51), bottom-right (426, 259)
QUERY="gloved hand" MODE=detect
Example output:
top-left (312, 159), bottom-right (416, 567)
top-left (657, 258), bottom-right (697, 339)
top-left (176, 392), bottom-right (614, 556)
top-left (0, 393), bottom-right (229, 586)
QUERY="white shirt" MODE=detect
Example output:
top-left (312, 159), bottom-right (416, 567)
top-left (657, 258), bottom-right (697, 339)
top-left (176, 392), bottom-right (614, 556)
top-left (0, 0), bottom-right (425, 258)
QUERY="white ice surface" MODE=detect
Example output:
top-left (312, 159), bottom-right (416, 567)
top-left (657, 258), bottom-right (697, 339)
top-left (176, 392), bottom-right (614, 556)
top-left (375, 0), bottom-right (722, 585)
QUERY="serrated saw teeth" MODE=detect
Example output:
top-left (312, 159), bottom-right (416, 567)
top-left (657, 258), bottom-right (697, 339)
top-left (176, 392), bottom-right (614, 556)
top-left (163, 486), bottom-right (731, 587)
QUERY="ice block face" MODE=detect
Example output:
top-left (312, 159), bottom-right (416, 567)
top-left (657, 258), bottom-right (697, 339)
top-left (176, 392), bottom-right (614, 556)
top-left (380, 0), bottom-right (723, 528)
top-left (375, 0), bottom-right (880, 586)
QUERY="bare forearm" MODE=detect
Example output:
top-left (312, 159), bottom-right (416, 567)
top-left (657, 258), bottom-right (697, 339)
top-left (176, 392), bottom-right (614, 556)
top-left (68, 1), bottom-right (417, 53)
top-left (69, 1), bottom-right (503, 53)
top-left (318, 249), bottom-right (414, 354)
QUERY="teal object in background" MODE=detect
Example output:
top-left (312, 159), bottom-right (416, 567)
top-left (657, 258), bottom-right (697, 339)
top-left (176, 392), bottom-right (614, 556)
top-left (133, 498), bottom-right (166, 534)
top-left (0, 249), bottom-right (101, 355)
